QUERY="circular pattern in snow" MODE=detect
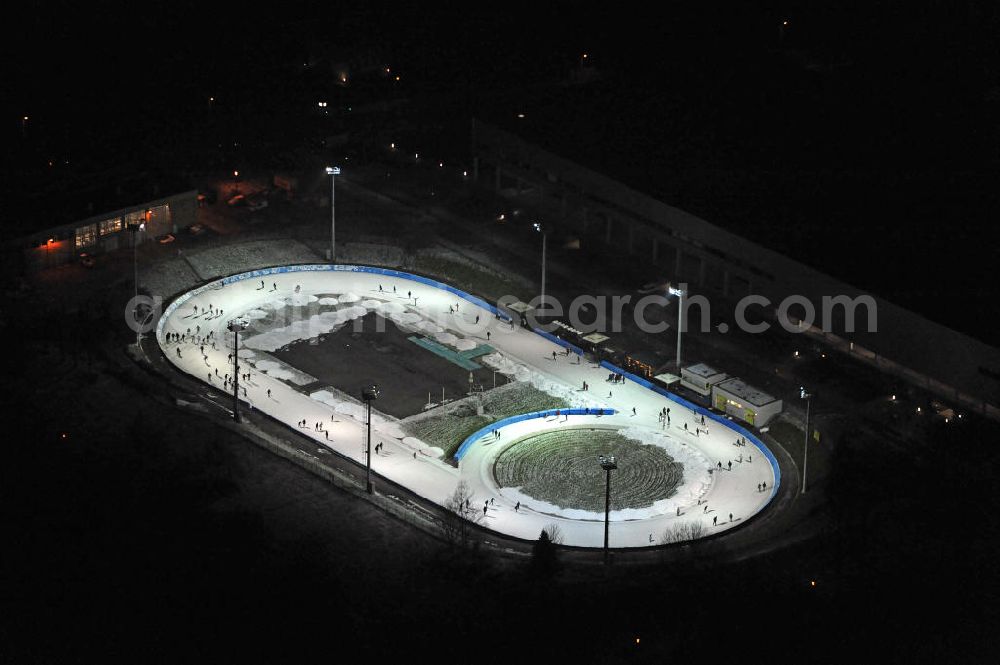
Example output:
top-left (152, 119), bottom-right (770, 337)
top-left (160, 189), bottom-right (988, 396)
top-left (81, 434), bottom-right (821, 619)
top-left (338, 292), bottom-right (361, 303)
top-left (318, 297), bottom-right (339, 306)
top-left (454, 338), bottom-right (477, 351)
top-left (244, 309), bottom-right (268, 319)
top-left (494, 428), bottom-right (683, 514)
top-left (360, 299), bottom-right (382, 309)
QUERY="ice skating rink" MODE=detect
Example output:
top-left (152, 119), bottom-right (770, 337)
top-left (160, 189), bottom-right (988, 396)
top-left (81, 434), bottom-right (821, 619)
top-left (157, 265), bottom-right (779, 547)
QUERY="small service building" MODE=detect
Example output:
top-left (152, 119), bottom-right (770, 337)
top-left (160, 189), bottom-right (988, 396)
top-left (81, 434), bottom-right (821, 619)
top-left (681, 363), bottom-right (729, 396)
top-left (712, 378), bottom-right (783, 427)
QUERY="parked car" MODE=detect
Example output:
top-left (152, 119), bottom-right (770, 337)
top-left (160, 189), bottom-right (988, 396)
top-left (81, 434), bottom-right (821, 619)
top-left (247, 196), bottom-right (269, 211)
top-left (79, 253), bottom-right (96, 268)
top-left (157, 233), bottom-right (175, 244)
top-left (227, 193), bottom-right (246, 207)
top-left (197, 190), bottom-right (217, 205)
top-left (188, 223), bottom-right (206, 236)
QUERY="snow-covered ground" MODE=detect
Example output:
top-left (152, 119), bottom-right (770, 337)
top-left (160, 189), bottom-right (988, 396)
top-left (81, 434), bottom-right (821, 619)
top-left (156, 266), bottom-right (778, 547)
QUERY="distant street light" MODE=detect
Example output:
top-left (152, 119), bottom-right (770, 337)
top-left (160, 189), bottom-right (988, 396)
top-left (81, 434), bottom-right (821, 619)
top-left (800, 387), bottom-right (813, 494)
top-left (127, 220), bottom-right (146, 346)
top-left (228, 319), bottom-right (250, 422)
top-left (326, 166), bottom-right (341, 263)
top-left (669, 286), bottom-right (685, 370)
top-left (534, 222), bottom-right (547, 308)
top-left (598, 454), bottom-right (617, 559)
top-left (361, 384), bottom-right (380, 493)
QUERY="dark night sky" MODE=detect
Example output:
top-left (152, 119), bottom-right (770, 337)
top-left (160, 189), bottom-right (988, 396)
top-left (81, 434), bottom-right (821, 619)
top-left (4, 0), bottom-right (998, 342)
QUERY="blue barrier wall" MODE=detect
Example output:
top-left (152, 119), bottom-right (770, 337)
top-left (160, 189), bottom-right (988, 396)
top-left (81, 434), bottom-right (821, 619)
top-left (532, 327), bottom-right (587, 357)
top-left (454, 408), bottom-right (617, 461)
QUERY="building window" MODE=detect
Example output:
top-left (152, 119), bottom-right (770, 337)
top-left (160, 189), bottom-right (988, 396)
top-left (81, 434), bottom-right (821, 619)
top-left (75, 224), bottom-right (97, 249)
top-left (124, 210), bottom-right (146, 227)
top-left (99, 217), bottom-right (122, 236)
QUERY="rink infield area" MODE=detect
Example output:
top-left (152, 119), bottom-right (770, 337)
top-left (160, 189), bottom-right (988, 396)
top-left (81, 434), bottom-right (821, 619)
top-left (156, 264), bottom-right (780, 548)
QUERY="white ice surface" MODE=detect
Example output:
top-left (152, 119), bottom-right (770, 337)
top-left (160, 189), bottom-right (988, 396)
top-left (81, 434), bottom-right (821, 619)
top-left (157, 268), bottom-right (777, 547)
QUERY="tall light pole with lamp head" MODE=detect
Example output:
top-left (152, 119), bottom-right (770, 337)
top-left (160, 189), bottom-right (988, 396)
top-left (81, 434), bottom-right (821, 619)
top-left (361, 384), bottom-right (380, 494)
top-left (326, 166), bottom-right (341, 263)
top-left (800, 386), bottom-right (813, 494)
top-left (228, 319), bottom-right (249, 422)
top-left (533, 222), bottom-right (547, 308)
top-left (669, 286), bottom-right (685, 371)
top-left (598, 454), bottom-right (617, 561)
top-left (127, 219), bottom-right (146, 346)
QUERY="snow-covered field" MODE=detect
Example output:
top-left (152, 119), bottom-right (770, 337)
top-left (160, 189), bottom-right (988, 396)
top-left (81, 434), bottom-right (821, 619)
top-left (156, 265), bottom-right (778, 547)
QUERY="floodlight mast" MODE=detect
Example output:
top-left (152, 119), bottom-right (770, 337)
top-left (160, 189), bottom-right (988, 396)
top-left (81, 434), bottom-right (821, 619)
top-left (362, 384), bottom-right (380, 493)
top-left (326, 166), bottom-right (341, 263)
top-left (228, 319), bottom-right (249, 422)
top-left (669, 286), bottom-right (684, 371)
top-left (598, 455), bottom-right (618, 560)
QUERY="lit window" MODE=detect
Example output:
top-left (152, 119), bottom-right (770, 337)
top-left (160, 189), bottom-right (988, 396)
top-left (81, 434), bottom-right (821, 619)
top-left (99, 217), bottom-right (122, 236)
top-left (75, 224), bottom-right (97, 249)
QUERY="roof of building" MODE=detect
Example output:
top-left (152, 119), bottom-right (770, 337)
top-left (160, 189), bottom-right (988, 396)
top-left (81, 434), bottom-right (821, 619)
top-left (683, 363), bottom-right (726, 380)
top-left (715, 378), bottom-right (780, 407)
top-left (9, 169), bottom-right (193, 239)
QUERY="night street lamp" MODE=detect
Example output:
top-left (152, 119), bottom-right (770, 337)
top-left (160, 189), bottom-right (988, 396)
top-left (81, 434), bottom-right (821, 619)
top-left (533, 222), bottom-right (547, 308)
top-left (127, 220), bottom-right (146, 346)
top-left (669, 286), bottom-right (685, 371)
top-left (228, 319), bottom-right (249, 423)
top-left (361, 384), bottom-right (380, 494)
top-left (800, 387), bottom-right (814, 494)
top-left (598, 454), bottom-right (618, 560)
top-left (326, 166), bottom-right (341, 263)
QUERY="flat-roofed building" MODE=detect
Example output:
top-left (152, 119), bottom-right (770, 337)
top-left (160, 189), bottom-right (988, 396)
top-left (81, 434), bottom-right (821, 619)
top-left (681, 363), bottom-right (728, 396)
top-left (712, 378), bottom-right (783, 427)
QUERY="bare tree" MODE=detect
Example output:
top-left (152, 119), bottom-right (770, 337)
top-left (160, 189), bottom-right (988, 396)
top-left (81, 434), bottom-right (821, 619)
top-left (659, 521), bottom-right (707, 545)
top-left (441, 480), bottom-right (483, 548)
top-left (543, 522), bottom-right (565, 545)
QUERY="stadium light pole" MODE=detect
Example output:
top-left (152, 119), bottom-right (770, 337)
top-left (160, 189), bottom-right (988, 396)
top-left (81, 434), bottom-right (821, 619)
top-left (362, 384), bottom-right (380, 493)
top-left (669, 286), bottom-right (684, 371)
top-left (599, 454), bottom-right (617, 562)
top-left (228, 319), bottom-right (249, 423)
top-left (127, 220), bottom-right (145, 347)
top-left (800, 386), bottom-right (813, 494)
top-left (326, 166), bottom-right (341, 263)
top-left (533, 222), bottom-right (547, 307)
